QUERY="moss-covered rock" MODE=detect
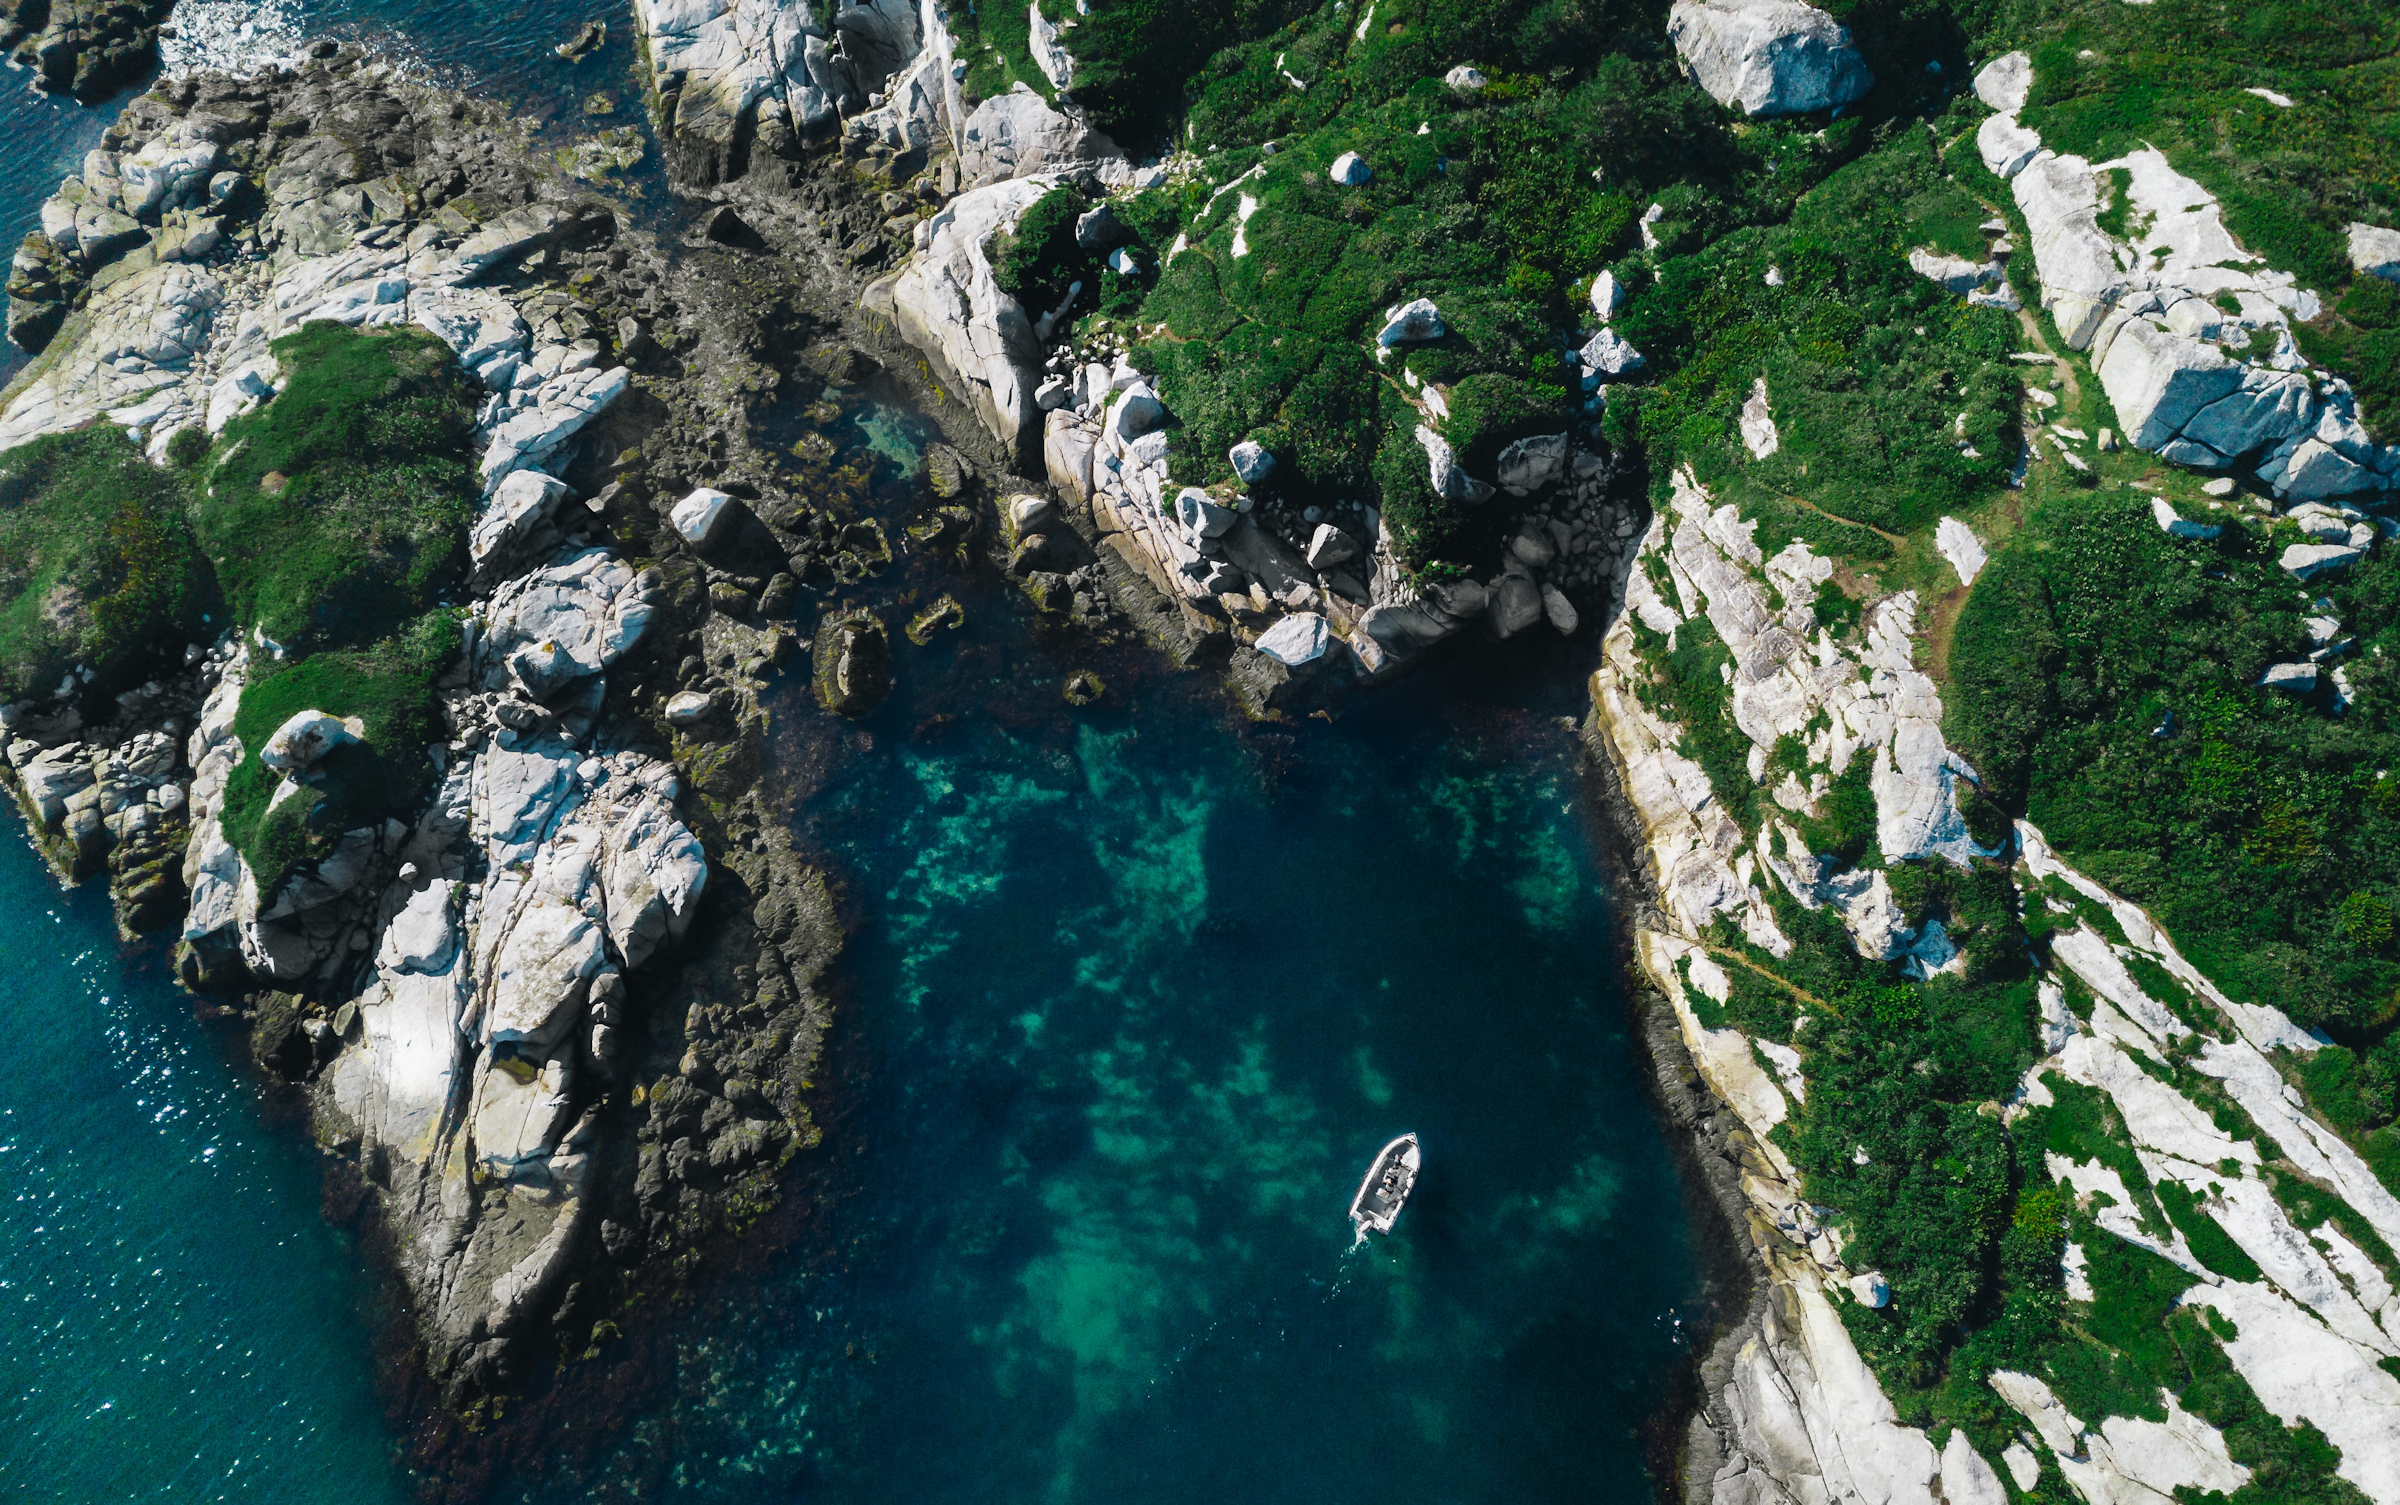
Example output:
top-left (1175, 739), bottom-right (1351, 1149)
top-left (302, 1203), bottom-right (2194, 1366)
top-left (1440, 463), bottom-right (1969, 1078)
top-left (215, 611), bottom-right (457, 889)
top-left (811, 607), bottom-right (888, 716)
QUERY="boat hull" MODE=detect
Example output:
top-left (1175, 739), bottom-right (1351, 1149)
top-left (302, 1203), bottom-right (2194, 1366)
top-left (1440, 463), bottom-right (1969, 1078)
top-left (1348, 1133), bottom-right (1421, 1239)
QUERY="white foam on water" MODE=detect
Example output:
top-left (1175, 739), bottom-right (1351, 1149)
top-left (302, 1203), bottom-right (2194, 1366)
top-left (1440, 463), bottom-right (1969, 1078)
top-left (159, 0), bottom-right (312, 76)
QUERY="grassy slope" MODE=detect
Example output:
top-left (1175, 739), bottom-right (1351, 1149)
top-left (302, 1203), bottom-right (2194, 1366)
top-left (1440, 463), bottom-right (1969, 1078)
top-left (198, 320), bottom-right (475, 656)
top-left (2000, 0), bottom-right (2400, 435)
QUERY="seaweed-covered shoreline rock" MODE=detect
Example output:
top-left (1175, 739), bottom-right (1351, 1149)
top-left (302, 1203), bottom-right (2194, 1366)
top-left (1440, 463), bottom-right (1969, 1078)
top-left (811, 606), bottom-right (889, 716)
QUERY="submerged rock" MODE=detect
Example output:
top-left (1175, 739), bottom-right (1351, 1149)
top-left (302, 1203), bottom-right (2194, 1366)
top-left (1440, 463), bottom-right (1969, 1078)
top-left (813, 609), bottom-right (891, 716)
top-left (905, 594), bottom-right (966, 645)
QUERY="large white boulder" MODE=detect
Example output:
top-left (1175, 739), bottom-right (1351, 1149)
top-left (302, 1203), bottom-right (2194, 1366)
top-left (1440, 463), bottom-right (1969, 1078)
top-left (885, 176), bottom-right (1055, 467)
top-left (1174, 487), bottom-right (1238, 539)
top-left (259, 710), bottom-right (361, 773)
top-left (476, 364), bottom-right (630, 488)
top-left (119, 134), bottom-right (223, 220)
top-left (2151, 498), bottom-right (2223, 539)
top-left (1378, 297), bottom-right (1446, 346)
top-left (1254, 612), bottom-right (1330, 666)
top-left (1589, 269), bottom-right (1628, 320)
top-left (1414, 424), bottom-right (1492, 504)
top-left (477, 548), bottom-right (656, 701)
top-left (956, 90), bottom-right (1120, 184)
top-left (1667, 0), bottom-right (1872, 117)
top-left (1908, 247), bottom-right (1996, 294)
top-left (671, 485), bottom-right (734, 545)
top-left (2013, 153), bottom-right (2124, 348)
top-left (1935, 518), bottom-right (1986, 585)
top-left (1977, 112), bottom-right (2042, 180)
top-left (2095, 317), bottom-right (2244, 450)
top-left (1581, 326), bottom-right (1646, 376)
top-left (1738, 377), bottom-right (1779, 459)
top-left (1027, 1), bottom-right (1075, 91)
top-left (1972, 51), bottom-right (2032, 112)
top-left (379, 883), bottom-right (461, 974)
top-left (2351, 223), bottom-right (2400, 284)
top-left (472, 469), bottom-right (573, 570)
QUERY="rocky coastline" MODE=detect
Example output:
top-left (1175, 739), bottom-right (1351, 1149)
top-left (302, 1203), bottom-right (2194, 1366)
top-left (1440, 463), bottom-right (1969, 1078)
top-left (8, 0), bottom-right (2400, 1498)
top-left (0, 50), bottom-right (899, 1418)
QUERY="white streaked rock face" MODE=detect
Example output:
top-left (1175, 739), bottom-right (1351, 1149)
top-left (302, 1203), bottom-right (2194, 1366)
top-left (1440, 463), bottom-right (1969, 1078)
top-left (1993, 66), bottom-right (2397, 497)
top-left (882, 175), bottom-right (1056, 468)
top-left (2187, 1280), bottom-right (2400, 1503)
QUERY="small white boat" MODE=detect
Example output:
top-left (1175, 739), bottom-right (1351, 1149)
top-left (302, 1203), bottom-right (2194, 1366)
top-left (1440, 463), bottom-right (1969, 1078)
top-left (1348, 1133), bottom-right (1421, 1241)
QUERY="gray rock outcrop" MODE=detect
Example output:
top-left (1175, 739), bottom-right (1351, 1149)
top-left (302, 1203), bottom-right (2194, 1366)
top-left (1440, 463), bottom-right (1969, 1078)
top-left (1, 61), bottom-right (842, 1416)
top-left (2352, 222), bottom-right (2400, 284)
top-left (957, 88), bottom-right (1122, 186)
top-left (1989, 80), bottom-right (2400, 499)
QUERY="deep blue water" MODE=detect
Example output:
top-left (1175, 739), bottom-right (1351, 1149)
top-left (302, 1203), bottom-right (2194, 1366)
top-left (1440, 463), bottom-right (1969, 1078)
top-left (0, 833), bottom-right (414, 1501)
top-left (0, 15), bottom-right (1709, 1501)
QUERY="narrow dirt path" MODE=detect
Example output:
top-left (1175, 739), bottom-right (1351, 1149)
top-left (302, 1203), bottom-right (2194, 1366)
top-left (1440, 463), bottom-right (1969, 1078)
top-left (1773, 489), bottom-right (1907, 547)
top-left (1700, 941), bottom-right (1842, 1017)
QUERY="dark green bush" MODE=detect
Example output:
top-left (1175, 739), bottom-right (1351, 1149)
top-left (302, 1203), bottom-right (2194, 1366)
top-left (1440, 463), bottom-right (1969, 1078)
top-left (987, 185), bottom-right (1090, 313)
top-left (1949, 489), bottom-right (2400, 1033)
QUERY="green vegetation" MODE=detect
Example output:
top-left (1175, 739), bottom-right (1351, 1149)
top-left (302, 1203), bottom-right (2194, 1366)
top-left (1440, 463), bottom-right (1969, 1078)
top-left (1611, 123), bottom-right (2018, 535)
top-left (1042, 0), bottom-right (2027, 568)
top-left (0, 427), bottom-right (218, 705)
top-left (188, 323), bottom-right (478, 891)
top-left (1950, 490), bottom-right (2400, 1034)
top-left (196, 321), bottom-right (476, 656)
top-left (958, 0), bottom-right (2398, 1477)
top-left (215, 613), bottom-right (457, 883)
top-left (952, 0), bottom-right (1058, 105)
top-left (2010, 0), bottom-right (2399, 291)
top-left (989, 184), bottom-right (1095, 313)
top-left (2000, 0), bottom-right (2400, 437)
top-left (1097, 0), bottom-right (1729, 566)
top-left (0, 323), bottom-right (474, 892)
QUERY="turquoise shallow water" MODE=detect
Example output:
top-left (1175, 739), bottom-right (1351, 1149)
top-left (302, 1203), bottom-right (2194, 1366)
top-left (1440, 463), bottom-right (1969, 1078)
top-left (460, 469), bottom-right (1710, 1500)
top-left (0, 16), bottom-right (1709, 1499)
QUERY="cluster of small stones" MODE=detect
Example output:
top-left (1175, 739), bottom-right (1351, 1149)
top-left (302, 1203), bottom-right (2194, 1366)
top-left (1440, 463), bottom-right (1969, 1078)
top-left (1518, 477), bottom-right (1635, 599)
